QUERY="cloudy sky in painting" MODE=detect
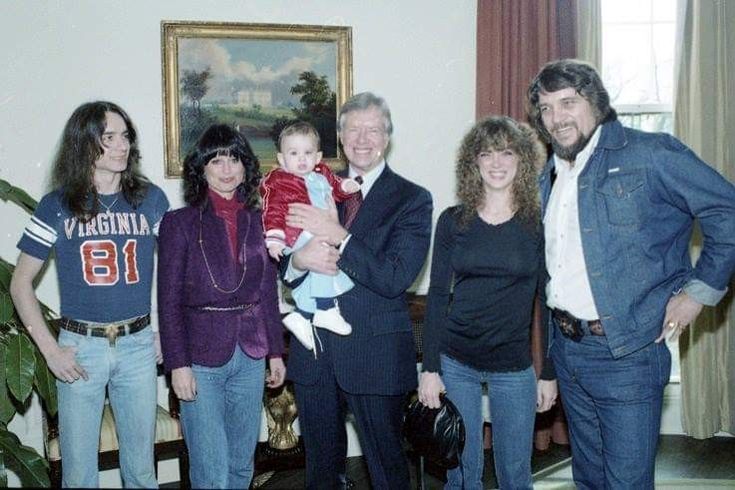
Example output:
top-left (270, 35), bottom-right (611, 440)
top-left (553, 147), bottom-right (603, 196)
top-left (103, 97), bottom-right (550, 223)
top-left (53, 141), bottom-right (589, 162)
top-left (178, 38), bottom-right (336, 105)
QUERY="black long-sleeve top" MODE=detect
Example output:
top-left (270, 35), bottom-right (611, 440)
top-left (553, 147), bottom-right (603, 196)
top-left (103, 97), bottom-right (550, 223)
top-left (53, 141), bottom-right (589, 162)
top-left (422, 206), bottom-right (554, 380)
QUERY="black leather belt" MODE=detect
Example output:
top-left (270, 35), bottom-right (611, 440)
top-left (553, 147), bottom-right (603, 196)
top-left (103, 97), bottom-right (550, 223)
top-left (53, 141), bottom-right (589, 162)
top-left (56, 314), bottom-right (150, 346)
top-left (552, 308), bottom-right (604, 342)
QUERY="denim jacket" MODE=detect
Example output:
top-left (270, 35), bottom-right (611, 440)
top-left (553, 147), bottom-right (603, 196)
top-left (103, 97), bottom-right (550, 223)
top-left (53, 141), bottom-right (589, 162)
top-left (539, 119), bottom-right (735, 358)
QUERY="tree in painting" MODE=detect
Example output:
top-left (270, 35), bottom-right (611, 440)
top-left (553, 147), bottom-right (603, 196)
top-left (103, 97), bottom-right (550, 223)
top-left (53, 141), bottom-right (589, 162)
top-left (180, 67), bottom-right (217, 158)
top-left (270, 71), bottom-right (338, 157)
top-left (181, 68), bottom-right (212, 114)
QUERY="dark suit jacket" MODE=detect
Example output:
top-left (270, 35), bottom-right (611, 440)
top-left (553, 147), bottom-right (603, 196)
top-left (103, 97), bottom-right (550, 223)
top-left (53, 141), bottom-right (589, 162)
top-left (157, 201), bottom-right (284, 372)
top-left (285, 165), bottom-right (433, 395)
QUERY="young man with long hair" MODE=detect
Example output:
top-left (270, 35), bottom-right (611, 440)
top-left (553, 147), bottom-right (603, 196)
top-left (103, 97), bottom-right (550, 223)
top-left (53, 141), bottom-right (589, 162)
top-left (10, 101), bottom-right (169, 487)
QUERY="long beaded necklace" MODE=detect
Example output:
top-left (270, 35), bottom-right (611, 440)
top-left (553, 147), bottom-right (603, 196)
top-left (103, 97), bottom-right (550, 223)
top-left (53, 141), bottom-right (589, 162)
top-left (198, 208), bottom-right (247, 294)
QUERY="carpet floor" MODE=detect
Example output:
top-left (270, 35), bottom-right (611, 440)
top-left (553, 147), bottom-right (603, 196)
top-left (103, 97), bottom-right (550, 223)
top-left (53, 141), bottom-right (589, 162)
top-left (533, 457), bottom-right (735, 489)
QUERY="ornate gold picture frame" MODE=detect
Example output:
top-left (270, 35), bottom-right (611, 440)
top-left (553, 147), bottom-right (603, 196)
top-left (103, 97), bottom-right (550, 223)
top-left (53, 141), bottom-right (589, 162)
top-left (161, 21), bottom-right (353, 177)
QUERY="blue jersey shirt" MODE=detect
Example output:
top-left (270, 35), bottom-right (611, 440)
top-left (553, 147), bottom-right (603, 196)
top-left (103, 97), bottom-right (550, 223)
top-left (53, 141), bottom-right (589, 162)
top-left (18, 185), bottom-right (169, 323)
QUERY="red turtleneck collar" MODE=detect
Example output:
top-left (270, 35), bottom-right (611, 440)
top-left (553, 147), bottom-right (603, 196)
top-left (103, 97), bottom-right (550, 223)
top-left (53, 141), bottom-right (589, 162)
top-left (208, 189), bottom-right (243, 260)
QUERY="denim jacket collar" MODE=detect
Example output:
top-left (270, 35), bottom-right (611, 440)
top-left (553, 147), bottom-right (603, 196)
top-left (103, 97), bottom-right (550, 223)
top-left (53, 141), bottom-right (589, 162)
top-left (539, 119), bottom-right (627, 193)
top-left (596, 119), bottom-right (627, 151)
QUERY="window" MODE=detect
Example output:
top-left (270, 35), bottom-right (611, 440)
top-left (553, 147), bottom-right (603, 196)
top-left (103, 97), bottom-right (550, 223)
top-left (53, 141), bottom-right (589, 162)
top-left (601, 0), bottom-right (681, 381)
top-left (601, 0), bottom-right (677, 134)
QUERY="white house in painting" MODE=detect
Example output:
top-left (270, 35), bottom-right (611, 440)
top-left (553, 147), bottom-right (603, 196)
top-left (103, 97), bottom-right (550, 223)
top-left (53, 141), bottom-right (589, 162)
top-left (236, 89), bottom-right (272, 108)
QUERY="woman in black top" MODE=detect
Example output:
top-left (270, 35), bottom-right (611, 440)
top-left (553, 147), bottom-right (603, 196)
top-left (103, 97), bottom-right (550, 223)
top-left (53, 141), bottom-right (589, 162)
top-left (418, 116), bottom-right (557, 489)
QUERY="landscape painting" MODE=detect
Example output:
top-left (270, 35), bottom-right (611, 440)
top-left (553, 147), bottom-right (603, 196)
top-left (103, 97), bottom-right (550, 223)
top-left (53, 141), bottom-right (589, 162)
top-left (162, 22), bottom-right (352, 177)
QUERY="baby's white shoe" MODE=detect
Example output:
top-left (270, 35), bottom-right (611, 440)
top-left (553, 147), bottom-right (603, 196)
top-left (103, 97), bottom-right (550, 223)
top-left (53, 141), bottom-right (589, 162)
top-left (312, 306), bottom-right (352, 335)
top-left (282, 312), bottom-right (315, 350)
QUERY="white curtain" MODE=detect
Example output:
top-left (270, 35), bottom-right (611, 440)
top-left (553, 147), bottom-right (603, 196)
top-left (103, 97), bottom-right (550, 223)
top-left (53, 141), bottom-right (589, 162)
top-left (674, 0), bottom-right (735, 438)
top-left (576, 0), bottom-right (602, 69)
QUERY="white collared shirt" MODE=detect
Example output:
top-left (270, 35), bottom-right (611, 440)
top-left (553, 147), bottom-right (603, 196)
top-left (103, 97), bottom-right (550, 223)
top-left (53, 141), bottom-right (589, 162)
top-left (544, 126), bottom-right (602, 320)
top-left (349, 159), bottom-right (385, 198)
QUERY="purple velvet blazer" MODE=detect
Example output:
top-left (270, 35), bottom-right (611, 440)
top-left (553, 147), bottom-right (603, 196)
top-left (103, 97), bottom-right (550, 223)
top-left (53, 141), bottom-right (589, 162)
top-left (157, 201), bottom-right (284, 372)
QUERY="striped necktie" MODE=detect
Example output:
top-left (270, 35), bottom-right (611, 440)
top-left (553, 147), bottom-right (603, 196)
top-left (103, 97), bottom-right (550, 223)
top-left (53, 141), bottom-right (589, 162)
top-left (343, 176), bottom-right (363, 229)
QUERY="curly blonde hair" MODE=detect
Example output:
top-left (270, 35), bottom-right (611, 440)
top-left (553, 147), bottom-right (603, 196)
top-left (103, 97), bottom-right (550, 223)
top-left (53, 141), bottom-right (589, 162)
top-left (455, 116), bottom-right (546, 228)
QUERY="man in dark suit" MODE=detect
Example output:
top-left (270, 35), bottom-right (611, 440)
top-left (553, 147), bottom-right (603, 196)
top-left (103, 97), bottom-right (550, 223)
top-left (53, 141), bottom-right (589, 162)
top-left (282, 92), bottom-right (433, 489)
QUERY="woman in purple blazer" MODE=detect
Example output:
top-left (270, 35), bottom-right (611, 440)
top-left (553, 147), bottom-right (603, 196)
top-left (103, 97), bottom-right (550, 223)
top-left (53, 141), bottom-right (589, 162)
top-left (158, 125), bottom-right (285, 489)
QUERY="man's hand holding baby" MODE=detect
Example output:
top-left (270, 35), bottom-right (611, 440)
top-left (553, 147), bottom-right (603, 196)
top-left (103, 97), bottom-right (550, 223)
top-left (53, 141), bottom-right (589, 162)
top-left (287, 200), bottom-right (347, 247)
top-left (341, 178), bottom-right (361, 194)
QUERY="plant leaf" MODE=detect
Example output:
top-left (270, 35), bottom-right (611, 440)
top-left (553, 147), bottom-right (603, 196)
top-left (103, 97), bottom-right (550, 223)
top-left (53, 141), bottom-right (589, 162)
top-left (33, 349), bottom-right (57, 417)
top-left (0, 258), bottom-right (13, 292)
top-left (0, 448), bottom-right (7, 487)
top-left (0, 179), bottom-right (39, 215)
top-left (0, 385), bottom-right (15, 425)
top-left (0, 426), bottom-right (50, 488)
top-left (4, 333), bottom-right (36, 402)
top-left (0, 292), bottom-right (13, 325)
top-left (0, 347), bottom-right (17, 424)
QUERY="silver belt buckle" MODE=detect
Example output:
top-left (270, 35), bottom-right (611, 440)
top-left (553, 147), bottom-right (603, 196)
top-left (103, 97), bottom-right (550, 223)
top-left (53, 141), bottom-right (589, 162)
top-left (103, 324), bottom-right (120, 346)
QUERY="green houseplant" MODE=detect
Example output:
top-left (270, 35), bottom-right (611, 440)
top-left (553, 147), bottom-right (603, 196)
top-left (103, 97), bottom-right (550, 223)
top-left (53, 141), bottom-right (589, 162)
top-left (0, 178), bottom-right (56, 487)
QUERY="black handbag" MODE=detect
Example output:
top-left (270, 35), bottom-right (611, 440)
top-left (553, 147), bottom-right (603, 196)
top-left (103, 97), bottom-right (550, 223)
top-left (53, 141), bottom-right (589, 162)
top-left (403, 392), bottom-right (465, 469)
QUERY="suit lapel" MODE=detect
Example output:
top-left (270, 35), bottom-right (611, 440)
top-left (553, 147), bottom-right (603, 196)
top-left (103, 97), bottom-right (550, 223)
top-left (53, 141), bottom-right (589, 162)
top-left (347, 166), bottom-right (399, 235)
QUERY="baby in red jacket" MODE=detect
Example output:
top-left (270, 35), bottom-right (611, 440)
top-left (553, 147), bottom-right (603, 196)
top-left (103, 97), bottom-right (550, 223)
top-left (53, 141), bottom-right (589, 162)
top-left (260, 122), bottom-right (360, 350)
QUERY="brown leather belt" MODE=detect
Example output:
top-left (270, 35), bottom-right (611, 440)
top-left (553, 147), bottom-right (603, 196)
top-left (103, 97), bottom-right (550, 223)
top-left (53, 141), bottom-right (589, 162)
top-left (552, 309), bottom-right (604, 341)
top-left (56, 314), bottom-right (150, 346)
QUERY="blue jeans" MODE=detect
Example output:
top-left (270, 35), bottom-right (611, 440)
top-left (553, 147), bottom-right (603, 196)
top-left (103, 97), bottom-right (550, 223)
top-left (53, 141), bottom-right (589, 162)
top-left (180, 345), bottom-right (265, 489)
top-left (441, 355), bottom-right (536, 490)
top-left (56, 326), bottom-right (158, 488)
top-left (551, 327), bottom-right (671, 489)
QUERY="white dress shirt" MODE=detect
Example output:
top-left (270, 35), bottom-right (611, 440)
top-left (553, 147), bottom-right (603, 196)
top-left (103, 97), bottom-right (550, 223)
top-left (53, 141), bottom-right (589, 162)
top-left (349, 160), bottom-right (385, 198)
top-left (544, 126), bottom-right (602, 320)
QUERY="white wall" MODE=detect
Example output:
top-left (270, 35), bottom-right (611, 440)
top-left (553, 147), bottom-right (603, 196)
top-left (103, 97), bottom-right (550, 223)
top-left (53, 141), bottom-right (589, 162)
top-left (1, 1), bottom-right (476, 486)
top-left (0, 0), bottom-right (476, 291)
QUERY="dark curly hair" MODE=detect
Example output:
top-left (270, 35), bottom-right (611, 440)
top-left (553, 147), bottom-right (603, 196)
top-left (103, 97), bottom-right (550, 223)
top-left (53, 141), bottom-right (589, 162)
top-left (527, 59), bottom-right (617, 142)
top-left (455, 116), bottom-right (546, 228)
top-left (182, 124), bottom-right (260, 208)
top-left (51, 101), bottom-right (149, 221)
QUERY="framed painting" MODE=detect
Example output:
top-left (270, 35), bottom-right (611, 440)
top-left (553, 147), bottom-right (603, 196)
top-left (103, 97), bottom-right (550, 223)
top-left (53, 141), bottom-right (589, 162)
top-left (161, 21), bottom-right (352, 177)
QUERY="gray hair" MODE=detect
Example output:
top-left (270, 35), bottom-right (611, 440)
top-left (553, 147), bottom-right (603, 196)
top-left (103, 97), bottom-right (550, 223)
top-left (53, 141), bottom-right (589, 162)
top-left (337, 92), bottom-right (393, 135)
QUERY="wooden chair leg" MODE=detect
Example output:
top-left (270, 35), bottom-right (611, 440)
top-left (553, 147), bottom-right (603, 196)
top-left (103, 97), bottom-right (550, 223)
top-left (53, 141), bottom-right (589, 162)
top-left (178, 448), bottom-right (191, 489)
top-left (50, 461), bottom-right (62, 488)
top-left (415, 455), bottom-right (425, 490)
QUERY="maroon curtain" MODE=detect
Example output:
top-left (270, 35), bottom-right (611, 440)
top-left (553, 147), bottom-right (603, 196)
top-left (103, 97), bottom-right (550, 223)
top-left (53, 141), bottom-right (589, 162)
top-left (476, 0), bottom-right (577, 122)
